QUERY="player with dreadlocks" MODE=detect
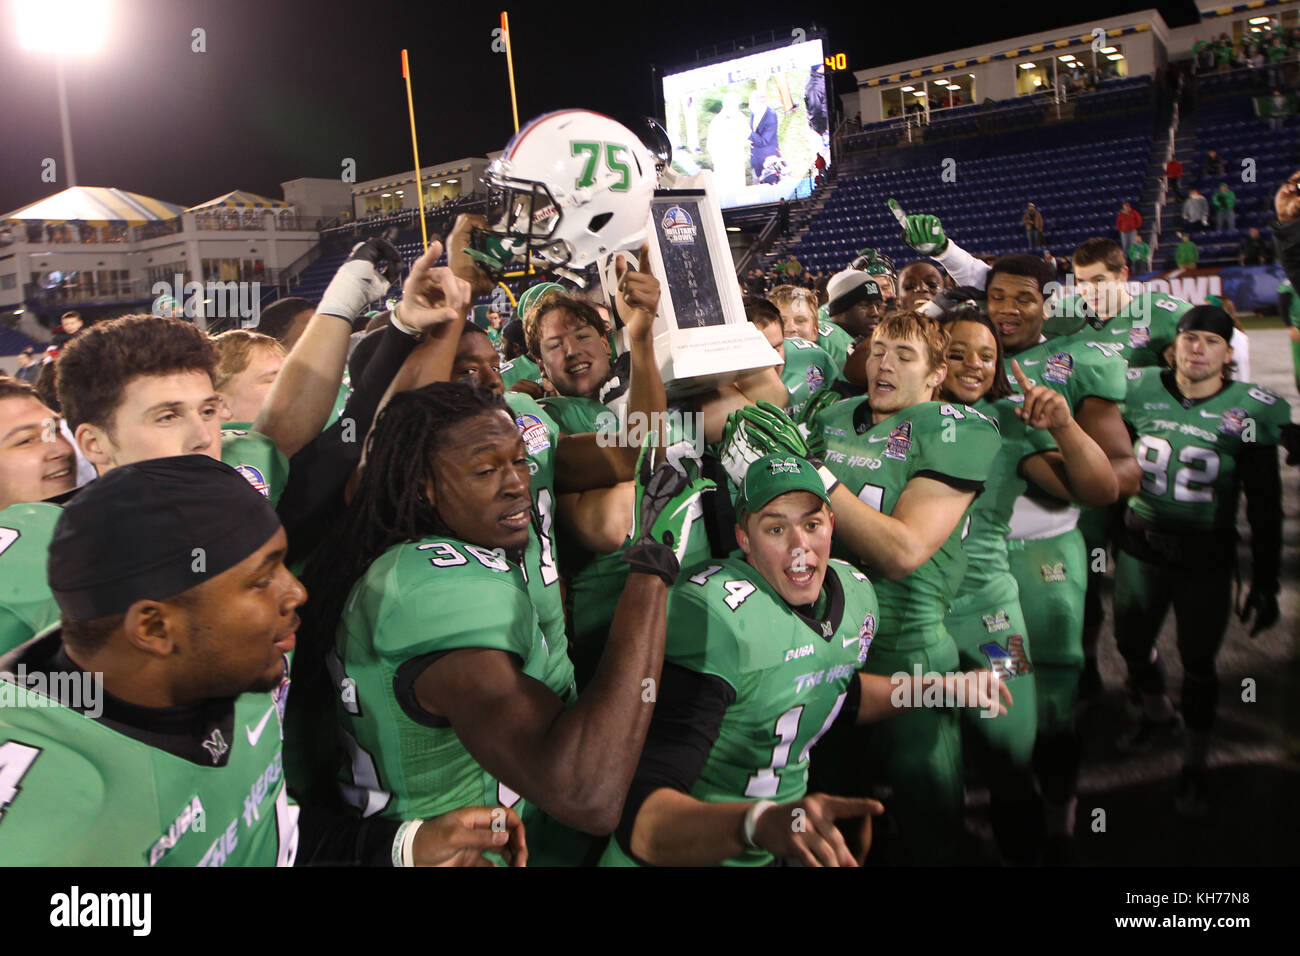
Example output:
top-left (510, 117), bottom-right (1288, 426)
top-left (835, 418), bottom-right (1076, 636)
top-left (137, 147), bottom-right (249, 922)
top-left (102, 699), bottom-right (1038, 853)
top-left (296, 381), bottom-right (713, 865)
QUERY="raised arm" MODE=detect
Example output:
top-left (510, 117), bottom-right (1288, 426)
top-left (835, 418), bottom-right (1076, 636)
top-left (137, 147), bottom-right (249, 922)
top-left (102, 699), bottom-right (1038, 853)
top-left (828, 477), bottom-right (975, 580)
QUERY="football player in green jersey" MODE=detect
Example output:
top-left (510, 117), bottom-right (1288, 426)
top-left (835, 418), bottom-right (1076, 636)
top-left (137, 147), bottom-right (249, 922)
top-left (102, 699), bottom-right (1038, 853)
top-left (771, 284), bottom-right (854, 377)
top-left (0, 377), bottom-right (79, 651)
top-left (211, 329), bottom-right (285, 424)
top-left (825, 269), bottom-right (888, 343)
top-left (500, 318), bottom-right (543, 391)
top-left (1115, 306), bottom-right (1288, 812)
top-left (939, 312), bottom-right (1118, 863)
top-left (986, 253), bottom-right (1140, 859)
top-left (746, 296), bottom-right (838, 420)
top-left (603, 454), bottom-right (1008, 867)
top-left (785, 310), bottom-right (1002, 864)
top-left (301, 381), bottom-right (712, 864)
top-left (0, 455), bottom-right (525, 867)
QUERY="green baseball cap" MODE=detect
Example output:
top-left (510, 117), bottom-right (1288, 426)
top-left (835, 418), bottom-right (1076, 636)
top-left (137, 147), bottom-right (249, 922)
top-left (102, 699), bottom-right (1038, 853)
top-left (737, 454), bottom-right (832, 514)
top-left (516, 281), bottom-right (565, 321)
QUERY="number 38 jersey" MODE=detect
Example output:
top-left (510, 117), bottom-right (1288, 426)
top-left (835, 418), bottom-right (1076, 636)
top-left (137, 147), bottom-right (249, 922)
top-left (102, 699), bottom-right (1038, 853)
top-left (332, 535), bottom-right (575, 823)
top-left (1121, 368), bottom-right (1291, 530)
top-left (813, 399), bottom-right (1001, 643)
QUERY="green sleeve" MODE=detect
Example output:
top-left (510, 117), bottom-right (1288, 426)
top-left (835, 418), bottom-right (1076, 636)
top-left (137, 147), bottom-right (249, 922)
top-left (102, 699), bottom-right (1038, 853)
top-left (1244, 386), bottom-right (1292, 446)
top-left (1069, 350), bottom-right (1127, 407)
top-left (220, 428), bottom-right (290, 506)
top-left (663, 582), bottom-right (742, 691)
top-left (918, 404), bottom-right (1001, 484)
top-left (538, 396), bottom-right (611, 435)
top-left (374, 561), bottom-right (536, 662)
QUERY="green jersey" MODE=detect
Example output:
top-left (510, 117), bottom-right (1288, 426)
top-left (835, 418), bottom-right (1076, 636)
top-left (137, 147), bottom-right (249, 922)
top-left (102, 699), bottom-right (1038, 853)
top-left (0, 631), bottom-right (297, 866)
top-left (815, 321), bottom-right (853, 377)
top-left (221, 426), bottom-right (289, 506)
top-left (500, 354), bottom-right (542, 388)
top-left (780, 337), bottom-right (836, 420)
top-left (1121, 368), bottom-right (1291, 531)
top-left (1045, 291), bottom-right (1189, 367)
top-left (0, 504), bottom-right (61, 654)
top-left (504, 392), bottom-right (566, 657)
top-left (332, 533), bottom-right (574, 823)
top-left (1004, 335), bottom-right (1127, 539)
top-left (324, 376), bottom-right (352, 432)
top-left (600, 557), bottom-right (878, 867)
top-left (955, 397), bottom-right (1057, 595)
top-left (814, 399), bottom-right (1000, 644)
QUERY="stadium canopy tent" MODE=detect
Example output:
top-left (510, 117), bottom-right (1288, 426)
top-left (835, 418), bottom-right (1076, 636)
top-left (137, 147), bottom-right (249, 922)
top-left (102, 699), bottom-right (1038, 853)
top-left (2, 185), bottom-right (182, 226)
top-left (186, 190), bottom-right (296, 229)
top-left (186, 190), bottom-right (293, 211)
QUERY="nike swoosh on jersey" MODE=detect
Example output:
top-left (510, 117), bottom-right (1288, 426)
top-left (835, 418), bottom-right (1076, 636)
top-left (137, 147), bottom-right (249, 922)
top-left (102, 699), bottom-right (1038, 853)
top-left (1200, 411), bottom-right (1222, 419)
top-left (1110, 328), bottom-right (1127, 334)
top-left (842, 633), bottom-right (860, 647)
top-left (867, 435), bottom-right (889, 442)
top-left (1020, 360), bottom-right (1041, 366)
top-left (246, 704), bottom-right (277, 747)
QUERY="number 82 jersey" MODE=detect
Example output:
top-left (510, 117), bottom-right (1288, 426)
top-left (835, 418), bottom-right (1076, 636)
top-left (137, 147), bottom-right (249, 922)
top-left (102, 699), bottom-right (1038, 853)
top-left (1122, 367), bottom-right (1291, 530)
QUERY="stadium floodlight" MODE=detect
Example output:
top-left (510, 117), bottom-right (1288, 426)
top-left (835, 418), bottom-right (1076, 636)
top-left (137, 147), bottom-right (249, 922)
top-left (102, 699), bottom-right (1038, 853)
top-left (1107, 54), bottom-right (1124, 61)
top-left (16, 0), bottom-right (109, 54)
top-left (1019, 62), bottom-right (1036, 70)
top-left (15, 0), bottom-right (110, 188)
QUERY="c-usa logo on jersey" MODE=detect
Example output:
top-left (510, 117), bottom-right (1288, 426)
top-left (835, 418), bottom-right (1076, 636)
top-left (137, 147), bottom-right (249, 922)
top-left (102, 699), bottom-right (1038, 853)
top-left (1219, 408), bottom-right (1249, 437)
top-left (235, 464), bottom-right (269, 498)
top-left (857, 613), bottom-right (876, 664)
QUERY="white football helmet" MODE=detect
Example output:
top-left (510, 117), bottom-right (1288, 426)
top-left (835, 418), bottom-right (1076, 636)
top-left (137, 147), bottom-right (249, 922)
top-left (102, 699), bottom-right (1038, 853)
top-left (476, 110), bottom-right (655, 276)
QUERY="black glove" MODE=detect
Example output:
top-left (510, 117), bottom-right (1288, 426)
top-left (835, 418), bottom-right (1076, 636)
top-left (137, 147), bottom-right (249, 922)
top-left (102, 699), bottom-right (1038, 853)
top-left (1239, 586), bottom-right (1279, 637)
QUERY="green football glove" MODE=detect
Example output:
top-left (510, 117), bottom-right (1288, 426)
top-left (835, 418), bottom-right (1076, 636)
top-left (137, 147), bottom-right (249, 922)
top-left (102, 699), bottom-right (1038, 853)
top-left (796, 389), bottom-right (841, 458)
top-left (719, 401), bottom-right (810, 487)
top-left (623, 436), bottom-right (716, 585)
top-left (889, 198), bottom-right (948, 256)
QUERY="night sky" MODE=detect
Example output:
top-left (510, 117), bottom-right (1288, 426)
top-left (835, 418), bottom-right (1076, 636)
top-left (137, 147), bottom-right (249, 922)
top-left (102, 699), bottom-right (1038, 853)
top-left (0, 0), bottom-right (1201, 216)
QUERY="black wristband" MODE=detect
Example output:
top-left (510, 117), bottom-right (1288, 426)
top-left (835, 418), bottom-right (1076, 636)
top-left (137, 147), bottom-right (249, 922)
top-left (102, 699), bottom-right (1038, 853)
top-left (622, 541), bottom-right (680, 586)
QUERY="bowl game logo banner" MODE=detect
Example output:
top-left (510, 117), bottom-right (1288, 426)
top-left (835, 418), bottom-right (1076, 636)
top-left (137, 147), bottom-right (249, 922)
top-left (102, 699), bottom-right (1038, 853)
top-left (1132, 264), bottom-right (1286, 312)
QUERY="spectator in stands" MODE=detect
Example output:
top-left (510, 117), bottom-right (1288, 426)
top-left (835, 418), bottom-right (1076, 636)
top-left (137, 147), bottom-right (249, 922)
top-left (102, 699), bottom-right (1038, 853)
top-left (1165, 157), bottom-right (1184, 200)
top-left (1183, 188), bottom-right (1209, 232)
top-left (14, 348), bottom-right (38, 385)
top-left (1213, 183), bottom-right (1237, 233)
top-left (1239, 227), bottom-right (1270, 266)
top-left (1203, 149), bottom-right (1225, 177)
top-left (1267, 38), bottom-right (1287, 88)
top-left (1175, 232), bottom-right (1199, 269)
top-left (257, 296), bottom-right (317, 349)
top-left (1116, 202), bottom-right (1143, 253)
top-left (1127, 234), bottom-right (1152, 273)
top-left (1023, 203), bottom-right (1045, 249)
top-left (212, 330), bottom-right (287, 423)
top-left (1043, 249), bottom-right (1069, 281)
top-left (785, 255), bottom-right (802, 279)
top-left (1269, 89), bottom-right (1288, 132)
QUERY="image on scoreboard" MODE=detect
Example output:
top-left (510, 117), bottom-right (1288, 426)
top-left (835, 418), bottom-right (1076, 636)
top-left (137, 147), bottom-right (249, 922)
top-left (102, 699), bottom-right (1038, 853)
top-left (661, 38), bottom-right (831, 210)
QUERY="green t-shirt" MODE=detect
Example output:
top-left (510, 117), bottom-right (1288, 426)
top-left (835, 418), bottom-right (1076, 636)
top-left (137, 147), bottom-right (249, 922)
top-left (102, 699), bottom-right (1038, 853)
top-left (1212, 190), bottom-right (1236, 211)
top-left (1176, 241), bottom-right (1199, 268)
top-left (0, 503), bottom-right (62, 654)
top-left (332, 534), bottom-right (573, 824)
top-left (500, 354), bottom-right (542, 388)
top-left (780, 337), bottom-right (837, 420)
top-left (812, 398), bottom-right (1001, 645)
top-left (221, 426), bottom-right (289, 506)
top-left (600, 557), bottom-right (878, 867)
top-left (1045, 292), bottom-right (1189, 367)
top-left (1128, 240), bottom-right (1151, 263)
top-left (1121, 368), bottom-right (1290, 530)
top-left (953, 397), bottom-right (1057, 596)
top-left (0, 630), bottom-right (297, 866)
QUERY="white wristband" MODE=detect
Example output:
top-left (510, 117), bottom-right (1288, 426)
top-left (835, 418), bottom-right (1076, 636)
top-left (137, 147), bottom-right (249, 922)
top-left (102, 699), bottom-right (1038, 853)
top-left (392, 819), bottom-right (423, 867)
top-left (815, 464), bottom-right (840, 496)
top-left (743, 799), bottom-right (778, 849)
top-left (390, 301), bottom-right (422, 338)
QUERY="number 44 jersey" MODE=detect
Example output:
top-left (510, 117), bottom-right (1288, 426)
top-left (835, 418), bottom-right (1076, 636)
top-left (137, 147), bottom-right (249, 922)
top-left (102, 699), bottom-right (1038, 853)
top-left (1122, 368), bottom-right (1291, 530)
